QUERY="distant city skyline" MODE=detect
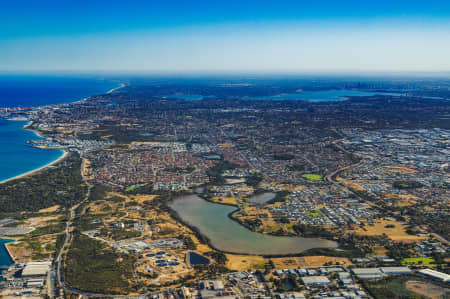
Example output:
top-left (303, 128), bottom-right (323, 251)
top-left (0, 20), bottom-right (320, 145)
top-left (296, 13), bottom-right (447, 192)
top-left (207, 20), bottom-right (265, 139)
top-left (1, 0), bottom-right (450, 73)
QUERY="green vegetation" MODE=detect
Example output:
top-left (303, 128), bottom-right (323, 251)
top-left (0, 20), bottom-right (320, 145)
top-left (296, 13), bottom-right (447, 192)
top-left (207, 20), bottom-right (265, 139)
top-left (166, 166), bottom-right (195, 173)
top-left (0, 153), bottom-right (86, 214)
top-left (386, 243), bottom-right (416, 261)
top-left (88, 184), bottom-right (111, 202)
top-left (273, 277), bottom-right (300, 292)
top-left (302, 174), bottom-right (323, 181)
top-left (307, 210), bottom-right (324, 218)
top-left (125, 185), bottom-right (136, 192)
top-left (178, 235), bottom-right (196, 250)
top-left (55, 234), bottom-right (65, 252)
top-left (207, 160), bottom-right (238, 186)
top-left (393, 181), bottom-right (423, 189)
top-left (125, 183), bottom-right (153, 194)
top-left (64, 232), bottom-right (138, 294)
top-left (402, 257), bottom-right (435, 265)
top-left (28, 222), bottom-right (66, 237)
top-left (267, 190), bottom-right (290, 204)
top-left (26, 240), bottom-right (42, 252)
top-left (98, 228), bottom-right (140, 241)
top-left (78, 124), bottom-right (156, 143)
top-left (246, 173), bottom-right (263, 187)
top-left (292, 224), bottom-right (335, 239)
top-left (204, 251), bottom-right (228, 265)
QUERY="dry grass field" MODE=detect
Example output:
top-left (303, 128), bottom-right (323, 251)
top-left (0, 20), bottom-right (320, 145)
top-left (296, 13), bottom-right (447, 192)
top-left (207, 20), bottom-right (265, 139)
top-left (384, 193), bottom-right (418, 207)
top-left (300, 256), bottom-right (353, 267)
top-left (225, 254), bottom-right (265, 271)
top-left (24, 215), bottom-right (62, 228)
top-left (130, 194), bottom-right (158, 204)
top-left (384, 166), bottom-right (418, 174)
top-left (343, 181), bottom-right (365, 192)
top-left (405, 281), bottom-right (449, 299)
top-left (209, 196), bottom-right (237, 205)
top-left (5, 242), bottom-right (33, 262)
top-left (225, 178), bottom-right (246, 184)
top-left (270, 257), bottom-right (305, 269)
top-left (38, 205), bottom-right (61, 213)
top-left (348, 219), bottom-right (425, 242)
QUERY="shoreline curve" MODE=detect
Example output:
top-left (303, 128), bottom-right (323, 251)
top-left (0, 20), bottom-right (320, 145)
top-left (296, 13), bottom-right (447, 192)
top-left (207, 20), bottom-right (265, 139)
top-left (0, 82), bottom-right (125, 185)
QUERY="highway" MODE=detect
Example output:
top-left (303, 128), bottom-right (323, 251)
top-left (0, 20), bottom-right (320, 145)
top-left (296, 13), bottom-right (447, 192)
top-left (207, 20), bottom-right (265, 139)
top-left (54, 157), bottom-right (95, 298)
top-left (52, 158), bottom-right (153, 298)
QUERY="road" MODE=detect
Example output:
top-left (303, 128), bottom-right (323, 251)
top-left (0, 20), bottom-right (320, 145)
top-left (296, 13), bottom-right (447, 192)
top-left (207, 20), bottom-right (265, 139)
top-left (325, 138), bottom-right (365, 185)
top-left (53, 158), bottom-right (155, 298)
top-left (54, 157), bottom-right (94, 298)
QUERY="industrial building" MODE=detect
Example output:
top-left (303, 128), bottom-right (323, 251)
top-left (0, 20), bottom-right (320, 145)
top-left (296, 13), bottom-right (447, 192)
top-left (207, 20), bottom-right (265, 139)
top-left (351, 268), bottom-right (383, 279)
top-left (418, 269), bottom-right (450, 282)
top-left (380, 267), bottom-right (412, 275)
top-left (301, 276), bottom-right (331, 286)
top-left (21, 261), bottom-right (51, 278)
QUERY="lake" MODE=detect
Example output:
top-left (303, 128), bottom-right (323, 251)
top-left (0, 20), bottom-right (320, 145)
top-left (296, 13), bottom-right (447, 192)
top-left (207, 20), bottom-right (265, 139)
top-left (164, 90), bottom-right (400, 102)
top-left (247, 192), bottom-right (276, 204)
top-left (170, 195), bottom-right (337, 255)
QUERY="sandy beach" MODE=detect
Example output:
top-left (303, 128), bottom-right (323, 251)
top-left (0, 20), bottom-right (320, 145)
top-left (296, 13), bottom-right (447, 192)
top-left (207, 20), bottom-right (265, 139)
top-left (0, 82), bottom-right (124, 185)
top-left (107, 82), bottom-right (126, 94)
top-left (72, 82), bottom-right (125, 105)
top-left (0, 121), bottom-right (68, 185)
top-left (0, 150), bottom-right (68, 185)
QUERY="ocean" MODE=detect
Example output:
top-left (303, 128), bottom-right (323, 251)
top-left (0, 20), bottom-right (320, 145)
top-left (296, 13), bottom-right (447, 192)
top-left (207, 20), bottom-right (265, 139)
top-left (0, 76), bottom-right (118, 108)
top-left (0, 76), bottom-right (118, 183)
top-left (0, 119), bottom-right (64, 182)
top-left (0, 239), bottom-right (13, 281)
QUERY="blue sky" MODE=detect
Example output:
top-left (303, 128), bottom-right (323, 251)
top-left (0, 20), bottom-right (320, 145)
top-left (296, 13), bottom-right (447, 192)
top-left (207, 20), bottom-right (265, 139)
top-left (1, 0), bottom-right (450, 73)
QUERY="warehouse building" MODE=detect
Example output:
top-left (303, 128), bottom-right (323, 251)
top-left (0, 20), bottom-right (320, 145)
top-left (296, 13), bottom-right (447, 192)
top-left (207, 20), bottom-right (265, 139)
top-left (418, 269), bottom-right (450, 282)
top-left (21, 261), bottom-right (51, 278)
top-left (301, 276), bottom-right (331, 286)
top-left (26, 279), bottom-right (45, 288)
top-left (380, 267), bottom-right (412, 275)
top-left (351, 268), bottom-right (383, 279)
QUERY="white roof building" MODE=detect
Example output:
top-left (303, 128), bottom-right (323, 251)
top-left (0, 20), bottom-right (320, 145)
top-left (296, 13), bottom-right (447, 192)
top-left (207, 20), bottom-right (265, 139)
top-left (418, 269), bottom-right (450, 282)
top-left (351, 268), bottom-right (383, 279)
top-left (301, 276), bottom-right (331, 286)
top-left (380, 267), bottom-right (412, 274)
top-left (21, 261), bottom-right (51, 277)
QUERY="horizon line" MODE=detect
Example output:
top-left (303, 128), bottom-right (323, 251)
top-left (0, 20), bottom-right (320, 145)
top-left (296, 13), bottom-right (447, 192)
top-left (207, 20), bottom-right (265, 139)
top-left (1, 70), bottom-right (450, 78)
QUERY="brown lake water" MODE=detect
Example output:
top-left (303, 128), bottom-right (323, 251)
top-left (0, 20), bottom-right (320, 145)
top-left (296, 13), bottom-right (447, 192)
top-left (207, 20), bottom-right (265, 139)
top-left (170, 195), bottom-right (337, 255)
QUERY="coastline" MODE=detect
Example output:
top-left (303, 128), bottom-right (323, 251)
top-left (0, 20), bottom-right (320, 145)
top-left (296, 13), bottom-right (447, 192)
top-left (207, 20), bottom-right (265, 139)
top-left (107, 82), bottom-right (126, 94)
top-left (67, 82), bottom-right (125, 105)
top-left (0, 119), bottom-right (68, 185)
top-left (0, 81), bottom-right (124, 185)
top-left (0, 149), bottom-right (67, 185)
